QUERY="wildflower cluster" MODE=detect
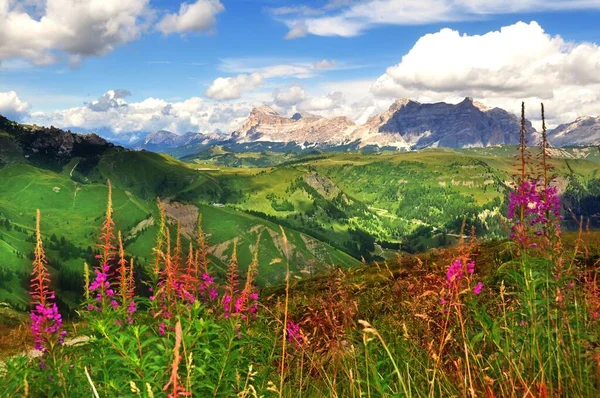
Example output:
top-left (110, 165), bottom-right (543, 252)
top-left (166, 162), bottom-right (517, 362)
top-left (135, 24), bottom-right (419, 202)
top-left (29, 210), bottom-right (66, 355)
top-left (85, 182), bottom-right (138, 326)
top-left (87, 263), bottom-right (114, 311)
top-left (30, 302), bottom-right (67, 352)
top-left (507, 179), bottom-right (562, 244)
top-left (196, 272), bottom-right (219, 303)
top-left (445, 257), bottom-right (482, 296)
top-left (222, 237), bottom-right (261, 323)
top-left (508, 102), bottom-right (562, 248)
top-left (223, 289), bottom-right (260, 322)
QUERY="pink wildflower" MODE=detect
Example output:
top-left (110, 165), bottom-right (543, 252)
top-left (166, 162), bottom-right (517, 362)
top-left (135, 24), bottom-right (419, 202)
top-left (467, 260), bottom-right (475, 275)
top-left (286, 321), bottom-right (303, 348)
top-left (446, 259), bottom-right (463, 285)
top-left (30, 303), bottom-right (66, 352)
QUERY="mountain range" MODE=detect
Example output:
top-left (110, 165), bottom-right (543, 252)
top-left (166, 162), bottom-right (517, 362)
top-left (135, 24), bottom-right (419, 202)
top-left (115, 97), bottom-right (599, 156)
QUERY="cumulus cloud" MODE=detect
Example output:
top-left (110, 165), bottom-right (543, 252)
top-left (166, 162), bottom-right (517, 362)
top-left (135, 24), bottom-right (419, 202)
top-left (280, 0), bottom-right (600, 38)
top-left (27, 89), bottom-right (253, 135)
top-left (207, 58), bottom-right (343, 101)
top-left (205, 73), bottom-right (265, 100)
top-left (0, 91), bottom-right (31, 121)
top-left (0, 0), bottom-right (152, 65)
top-left (369, 21), bottom-right (600, 126)
top-left (273, 85), bottom-right (307, 107)
top-left (298, 92), bottom-right (345, 112)
top-left (157, 0), bottom-right (224, 35)
top-left (86, 89), bottom-right (131, 112)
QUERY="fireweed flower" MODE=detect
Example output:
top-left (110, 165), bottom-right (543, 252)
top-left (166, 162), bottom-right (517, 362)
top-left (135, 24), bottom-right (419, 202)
top-left (507, 180), bottom-right (562, 242)
top-left (467, 260), bottom-right (475, 275)
top-left (223, 291), bottom-right (259, 322)
top-left (443, 258), bottom-right (483, 304)
top-left (88, 263), bottom-right (116, 309)
top-left (223, 294), bottom-right (232, 318)
top-left (248, 292), bottom-right (259, 318)
top-left (446, 259), bottom-right (464, 285)
top-left (507, 180), bottom-right (543, 221)
top-left (30, 303), bottom-right (67, 352)
top-left (125, 301), bottom-right (137, 324)
top-left (197, 273), bottom-right (219, 303)
top-left (287, 321), bottom-right (304, 348)
top-left (30, 210), bottom-right (66, 354)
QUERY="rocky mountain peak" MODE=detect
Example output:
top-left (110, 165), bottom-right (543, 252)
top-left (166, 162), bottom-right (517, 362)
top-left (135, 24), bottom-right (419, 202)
top-left (251, 106), bottom-right (279, 117)
top-left (0, 113), bottom-right (115, 168)
top-left (145, 130), bottom-right (177, 145)
top-left (389, 98), bottom-right (417, 112)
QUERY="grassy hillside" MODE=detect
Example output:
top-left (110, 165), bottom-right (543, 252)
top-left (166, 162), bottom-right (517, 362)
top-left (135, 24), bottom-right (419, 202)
top-left (1, 115), bottom-right (599, 310)
top-left (0, 118), bottom-right (361, 309)
top-left (182, 147), bottom-right (600, 256)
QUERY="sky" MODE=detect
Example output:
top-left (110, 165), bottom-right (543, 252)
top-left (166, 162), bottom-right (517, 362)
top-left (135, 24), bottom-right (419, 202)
top-left (1, 0), bottom-right (600, 139)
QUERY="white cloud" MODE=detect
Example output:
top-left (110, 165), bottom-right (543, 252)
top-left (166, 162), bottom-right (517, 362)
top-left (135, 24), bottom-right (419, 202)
top-left (157, 0), bottom-right (224, 35)
top-left (273, 85), bottom-right (306, 107)
top-left (27, 89), bottom-right (253, 135)
top-left (207, 58), bottom-right (344, 101)
top-left (369, 21), bottom-right (600, 126)
top-left (0, 0), bottom-right (152, 65)
top-left (86, 89), bottom-right (131, 112)
top-left (298, 91), bottom-right (345, 112)
top-left (268, 5), bottom-right (322, 17)
top-left (280, 0), bottom-right (600, 38)
top-left (217, 58), bottom-right (325, 79)
top-left (0, 91), bottom-right (31, 121)
top-left (205, 73), bottom-right (265, 100)
top-left (313, 59), bottom-right (338, 69)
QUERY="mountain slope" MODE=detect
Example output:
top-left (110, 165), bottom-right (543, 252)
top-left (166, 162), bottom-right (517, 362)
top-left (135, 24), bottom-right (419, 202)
top-left (0, 115), bottom-right (361, 309)
top-left (232, 106), bottom-right (357, 146)
top-left (549, 116), bottom-right (600, 146)
top-left (0, 115), bottom-right (114, 171)
top-left (352, 97), bottom-right (540, 149)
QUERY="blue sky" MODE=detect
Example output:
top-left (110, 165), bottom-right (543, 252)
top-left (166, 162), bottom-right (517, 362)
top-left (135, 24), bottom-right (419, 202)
top-left (1, 0), bottom-right (600, 136)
